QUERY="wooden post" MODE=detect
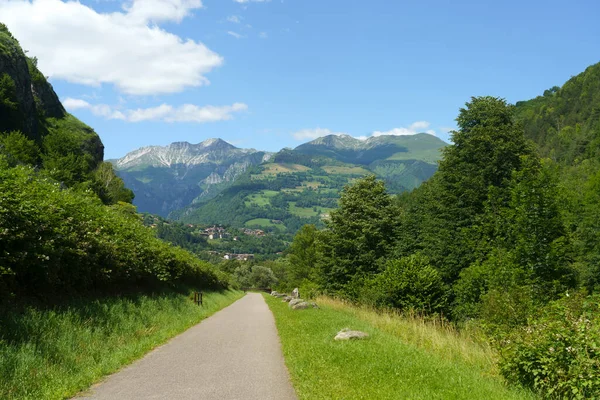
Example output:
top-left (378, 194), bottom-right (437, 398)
top-left (194, 292), bottom-right (203, 306)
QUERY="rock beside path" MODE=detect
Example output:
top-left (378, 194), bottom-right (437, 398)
top-left (291, 301), bottom-right (318, 310)
top-left (334, 328), bottom-right (369, 341)
top-left (288, 298), bottom-right (304, 308)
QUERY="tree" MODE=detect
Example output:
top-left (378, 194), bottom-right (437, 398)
top-left (0, 131), bottom-right (39, 167)
top-left (287, 224), bottom-right (318, 286)
top-left (412, 97), bottom-right (536, 282)
top-left (316, 175), bottom-right (399, 297)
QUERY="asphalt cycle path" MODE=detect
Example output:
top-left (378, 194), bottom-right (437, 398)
top-left (76, 293), bottom-right (297, 400)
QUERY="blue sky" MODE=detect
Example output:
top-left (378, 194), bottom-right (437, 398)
top-left (1, 0), bottom-right (599, 158)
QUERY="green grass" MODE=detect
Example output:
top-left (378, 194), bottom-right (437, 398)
top-left (322, 165), bottom-right (371, 175)
top-left (0, 289), bottom-right (244, 400)
top-left (265, 295), bottom-right (535, 400)
top-left (244, 218), bottom-right (286, 231)
top-left (245, 190), bottom-right (279, 207)
top-left (289, 202), bottom-right (333, 218)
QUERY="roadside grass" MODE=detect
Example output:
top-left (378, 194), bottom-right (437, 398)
top-left (0, 289), bottom-right (243, 400)
top-left (265, 295), bottom-right (535, 400)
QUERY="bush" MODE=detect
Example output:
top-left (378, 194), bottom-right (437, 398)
top-left (0, 165), bottom-right (228, 299)
top-left (363, 254), bottom-right (448, 314)
top-left (233, 265), bottom-right (278, 289)
top-left (499, 292), bottom-right (600, 398)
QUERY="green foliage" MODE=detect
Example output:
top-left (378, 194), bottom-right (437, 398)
top-left (316, 175), bottom-right (399, 297)
top-left (0, 131), bottom-right (39, 166)
top-left (515, 62), bottom-right (600, 164)
top-left (287, 224), bottom-right (318, 287)
top-left (233, 265), bottom-right (278, 288)
top-left (363, 254), bottom-right (448, 314)
top-left (0, 73), bottom-right (21, 134)
top-left (93, 162), bottom-right (134, 204)
top-left (499, 292), bottom-right (600, 398)
top-left (0, 165), bottom-right (228, 298)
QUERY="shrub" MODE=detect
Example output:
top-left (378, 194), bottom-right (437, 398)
top-left (0, 165), bottom-right (228, 299)
top-left (499, 292), bottom-right (600, 398)
top-left (363, 254), bottom-right (448, 314)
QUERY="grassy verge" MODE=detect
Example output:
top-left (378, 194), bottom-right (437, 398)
top-left (0, 289), bottom-right (244, 400)
top-left (265, 295), bottom-right (535, 400)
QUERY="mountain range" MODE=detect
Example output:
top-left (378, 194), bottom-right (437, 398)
top-left (111, 132), bottom-right (448, 234)
top-left (109, 139), bottom-right (272, 216)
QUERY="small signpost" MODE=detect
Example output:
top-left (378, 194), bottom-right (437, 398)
top-left (194, 291), bottom-right (203, 306)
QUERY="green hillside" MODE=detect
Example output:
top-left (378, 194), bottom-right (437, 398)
top-left (173, 135), bottom-right (446, 236)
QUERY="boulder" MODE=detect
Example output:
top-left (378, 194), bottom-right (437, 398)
top-left (270, 291), bottom-right (279, 296)
top-left (334, 328), bottom-right (369, 341)
top-left (283, 296), bottom-right (292, 302)
top-left (288, 298), bottom-right (304, 308)
top-left (291, 287), bottom-right (299, 298)
top-left (291, 301), bottom-right (318, 310)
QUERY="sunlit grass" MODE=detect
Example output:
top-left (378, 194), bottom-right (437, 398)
top-left (0, 290), bottom-right (243, 400)
top-left (265, 294), bottom-right (534, 400)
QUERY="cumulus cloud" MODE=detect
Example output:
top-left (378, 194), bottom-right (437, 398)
top-left (64, 98), bottom-right (247, 123)
top-left (0, 0), bottom-right (223, 95)
top-left (259, 32), bottom-right (268, 39)
top-left (292, 128), bottom-right (348, 140)
top-left (292, 121), bottom-right (437, 141)
top-left (372, 121), bottom-right (437, 137)
top-left (227, 15), bottom-right (241, 23)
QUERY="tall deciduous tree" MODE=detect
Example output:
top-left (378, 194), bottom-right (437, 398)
top-left (413, 97), bottom-right (536, 282)
top-left (316, 175), bottom-right (399, 297)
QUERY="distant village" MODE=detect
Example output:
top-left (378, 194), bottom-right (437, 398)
top-left (147, 219), bottom-right (271, 261)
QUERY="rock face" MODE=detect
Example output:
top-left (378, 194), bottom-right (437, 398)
top-left (0, 24), bottom-right (67, 141)
top-left (334, 329), bottom-right (369, 341)
top-left (0, 24), bottom-right (102, 166)
top-left (292, 288), bottom-right (299, 298)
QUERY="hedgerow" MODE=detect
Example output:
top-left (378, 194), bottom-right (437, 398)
top-left (0, 161), bottom-right (229, 299)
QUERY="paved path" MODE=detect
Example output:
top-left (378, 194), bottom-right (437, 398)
top-left (76, 293), bottom-right (297, 400)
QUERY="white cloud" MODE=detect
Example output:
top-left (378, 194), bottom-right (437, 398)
top-left (234, 0), bottom-right (270, 3)
top-left (292, 121), bottom-right (437, 141)
top-left (259, 32), bottom-right (268, 39)
top-left (227, 31), bottom-right (244, 39)
top-left (292, 128), bottom-right (347, 141)
top-left (372, 121), bottom-right (436, 137)
top-left (227, 15), bottom-right (241, 23)
top-left (64, 98), bottom-right (248, 123)
top-left (0, 0), bottom-right (223, 95)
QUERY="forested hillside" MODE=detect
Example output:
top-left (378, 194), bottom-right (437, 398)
top-left (174, 134), bottom-right (446, 235)
top-left (0, 24), bottom-right (229, 299)
top-left (277, 66), bottom-right (600, 397)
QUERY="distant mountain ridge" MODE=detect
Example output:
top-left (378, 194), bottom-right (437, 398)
top-left (111, 139), bottom-right (273, 216)
top-left (294, 133), bottom-right (446, 165)
top-left (114, 138), bottom-right (267, 169)
top-left (167, 133), bottom-right (447, 234)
